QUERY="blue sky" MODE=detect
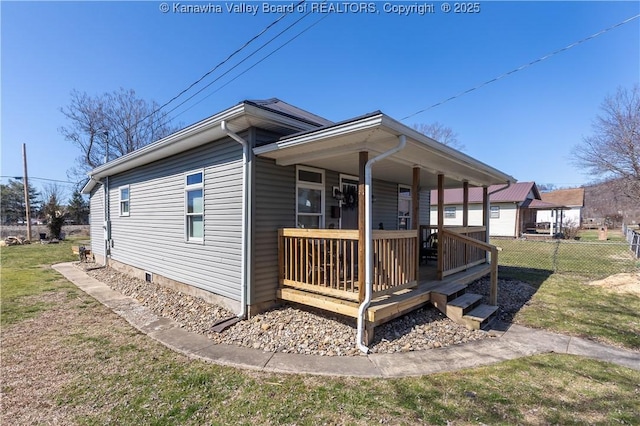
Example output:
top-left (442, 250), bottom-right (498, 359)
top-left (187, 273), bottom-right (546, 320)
top-left (2, 1), bottom-right (639, 199)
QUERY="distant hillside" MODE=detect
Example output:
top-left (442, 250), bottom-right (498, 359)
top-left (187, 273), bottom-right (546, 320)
top-left (583, 179), bottom-right (640, 226)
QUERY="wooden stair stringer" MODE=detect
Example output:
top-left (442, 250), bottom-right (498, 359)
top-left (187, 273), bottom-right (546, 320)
top-left (430, 283), bottom-right (498, 330)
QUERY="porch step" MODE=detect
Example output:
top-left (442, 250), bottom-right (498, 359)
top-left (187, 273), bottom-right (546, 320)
top-left (430, 282), bottom-right (467, 312)
top-left (432, 282), bottom-right (467, 298)
top-left (446, 293), bottom-right (483, 320)
top-left (462, 304), bottom-right (499, 330)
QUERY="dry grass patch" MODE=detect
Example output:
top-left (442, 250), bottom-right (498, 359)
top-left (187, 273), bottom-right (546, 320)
top-left (588, 272), bottom-right (640, 295)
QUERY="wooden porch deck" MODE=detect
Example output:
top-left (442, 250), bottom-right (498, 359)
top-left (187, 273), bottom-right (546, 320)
top-left (277, 227), bottom-right (499, 340)
top-left (278, 263), bottom-right (491, 327)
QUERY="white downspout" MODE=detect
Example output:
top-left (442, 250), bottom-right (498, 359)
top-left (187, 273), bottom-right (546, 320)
top-left (102, 131), bottom-right (111, 267)
top-left (221, 120), bottom-right (249, 319)
top-left (357, 135), bottom-right (407, 354)
top-left (103, 176), bottom-right (110, 267)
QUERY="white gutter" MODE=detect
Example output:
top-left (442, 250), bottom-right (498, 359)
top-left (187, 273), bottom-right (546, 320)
top-left (221, 121), bottom-right (249, 319)
top-left (82, 103), bottom-right (322, 195)
top-left (357, 134), bottom-right (407, 354)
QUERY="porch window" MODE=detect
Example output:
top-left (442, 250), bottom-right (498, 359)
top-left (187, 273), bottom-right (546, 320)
top-left (185, 171), bottom-right (204, 242)
top-left (119, 185), bottom-right (130, 217)
top-left (296, 166), bottom-right (324, 228)
top-left (490, 206), bottom-right (500, 218)
top-left (445, 207), bottom-right (456, 218)
top-left (398, 185), bottom-right (411, 230)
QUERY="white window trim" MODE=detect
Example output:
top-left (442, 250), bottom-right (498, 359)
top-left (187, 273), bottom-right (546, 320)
top-left (398, 184), bottom-right (412, 230)
top-left (185, 170), bottom-right (204, 243)
top-left (339, 174), bottom-right (359, 229)
top-left (119, 185), bottom-right (130, 217)
top-left (296, 165), bottom-right (325, 229)
top-left (490, 205), bottom-right (500, 219)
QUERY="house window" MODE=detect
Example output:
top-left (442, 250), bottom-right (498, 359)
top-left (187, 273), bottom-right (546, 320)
top-left (490, 206), bottom-right (500, 218)
top-left (398, 185), bottom-right (411, 230)
top-left (119, 186), bottom-right (130, 216)
top-left (296, 166), bottom-right (324, 229)
top-left (445, 207), bottom-right (456, 218)
top-left (185, 171), bottom-right (204, 241)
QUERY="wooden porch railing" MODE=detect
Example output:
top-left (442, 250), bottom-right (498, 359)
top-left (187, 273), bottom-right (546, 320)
top-left (278, 229), bottom-right (418, 302)
top-left (440, 227), bottom-right (499, 305)
top-left (440, 226), bottom-right (488, 276)
top-left (371, 230), bottom-right (418, 297)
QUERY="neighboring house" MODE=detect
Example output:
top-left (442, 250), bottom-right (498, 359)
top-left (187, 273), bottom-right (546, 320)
top-left (430, 182), bottom-right (560, 237)
top-left (537, 188), bottom-right (585, 231)
top-left (82, 98), bottom-right (515, 350)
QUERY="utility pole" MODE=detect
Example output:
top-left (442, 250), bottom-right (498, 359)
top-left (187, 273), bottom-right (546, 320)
top-left (22, 143), bottom-right (32, 242)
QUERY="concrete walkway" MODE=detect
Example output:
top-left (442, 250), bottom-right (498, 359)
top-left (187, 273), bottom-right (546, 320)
top-left (53, 262), bottom-right (640, 377)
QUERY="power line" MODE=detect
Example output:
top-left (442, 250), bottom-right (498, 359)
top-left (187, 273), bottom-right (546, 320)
top-left (135, 0), bottom-right (307, 128)
top-left (161, 4), bottom-right (330, 122)
top-left (1, 176), bottom-right (76, 185)
top-left (401, 14), bottom-right (640, 121)
top-left (174, 13), bottom-right (332, 118)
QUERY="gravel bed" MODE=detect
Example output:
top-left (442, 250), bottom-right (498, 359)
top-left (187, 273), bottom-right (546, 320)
top-left (78, 263), bottom-right (535, 356)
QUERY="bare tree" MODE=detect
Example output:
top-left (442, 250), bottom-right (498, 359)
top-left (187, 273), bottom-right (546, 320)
top-left (537, 183), bottom-right (557, 193)
top-left (60, 88), bottom-right (180, 184)
top-left (413, 122), bottom-right (464, 151)
top-left (572, 86), bottom-right (640, 202)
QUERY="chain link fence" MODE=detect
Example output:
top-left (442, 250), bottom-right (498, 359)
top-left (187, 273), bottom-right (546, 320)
top-left (492, 238), bottom-right (640, 279)
top-left (623, 225), bottom-right (640, 259)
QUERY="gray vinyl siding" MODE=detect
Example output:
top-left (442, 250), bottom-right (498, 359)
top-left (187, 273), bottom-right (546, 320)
top-left (325, 170), bottom-right (341, 229)
top-left (420, 189), bottom-right (430, 227)
top-left (89, 184), bottom-right (105, 258)
top-left (249, 161), bottom-right (431, 304)
top-left (251, 157), bottom-right (295, 305)
top-left (106, 138), bottom-right (244, 301)
top-left (371, 182), bottom-right (431, 230)
top-left (254, 128), bottom-right (284, 147)
top-left (372, 179), bottom-right (398, 230)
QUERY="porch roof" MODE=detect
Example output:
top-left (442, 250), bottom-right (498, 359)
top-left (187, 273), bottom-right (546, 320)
top-left (521, 198), bottom-right (570, 210)
top-left (253, 112), bottom-right (516, 189)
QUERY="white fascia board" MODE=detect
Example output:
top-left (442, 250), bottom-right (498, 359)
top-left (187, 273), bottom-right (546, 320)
top-left (82, 102), bottom-right (325, 194)
top-left (380, 115), bottom-right (516, 185)
top-left (253, 113), bottom-right (384, 157)
top-left (255, 110), bottom-right (515, 187)
top-left (82, 104), bottom-right (247, 194)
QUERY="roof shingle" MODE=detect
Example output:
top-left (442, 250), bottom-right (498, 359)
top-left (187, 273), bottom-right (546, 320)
top-left (430, 182), bottom-right (538, 205)
top-left (540, 188), bottom-right (585, 207)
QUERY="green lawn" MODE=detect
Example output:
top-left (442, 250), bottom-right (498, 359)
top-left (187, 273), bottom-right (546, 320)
top-left (494, 237), bottom-right (639, 349)
top-left (1, 239), bottom-right (78, 325)
top-left (578, 228), bottom-right (626, 242)
top-left (493, 238), bottom-right (638, 278)
top-left (513, 273), bottom-right (640, 349)
top-left (2, 239), bottom-right (639, 425)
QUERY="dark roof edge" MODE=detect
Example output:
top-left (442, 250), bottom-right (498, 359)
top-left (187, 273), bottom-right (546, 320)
top-left (243, 99), bottom-right (333, 128)
top-left (278, 110), bottom-right (384, 141)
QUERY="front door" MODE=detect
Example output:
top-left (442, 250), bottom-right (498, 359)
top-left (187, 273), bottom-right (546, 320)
top-left (340, 177), bottom-right (358, 229)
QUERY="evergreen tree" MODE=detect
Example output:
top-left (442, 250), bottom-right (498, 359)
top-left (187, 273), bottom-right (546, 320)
top-left (67, 190), bottom-right (89, 224)
top-left (0, 180), bottom-right (41, 225)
